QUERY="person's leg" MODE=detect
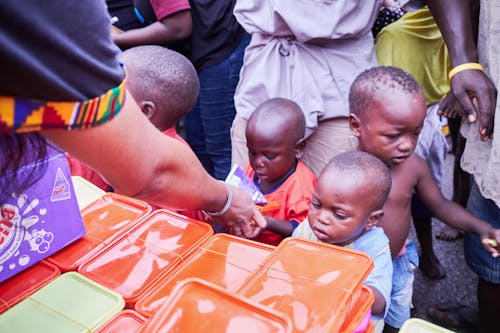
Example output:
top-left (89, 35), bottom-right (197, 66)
top-left (186, 34), bottom-right (250, 180)
top-left (477, 278), bottom-right (500, 333)
top-left (230, 115), bottom-right (249, 168)
top-left (411, 195), bottom-right (446, 279)
top-left (185, 100), bottom-right (214, 176)
top-left (436, 117), bottom-right (467, 241)
top-left (464, 180), bottom-right (500, 333)
top-left (384, 241), bottom-right (418, 332)
top-left (300, 117), bottom-right (358, 176)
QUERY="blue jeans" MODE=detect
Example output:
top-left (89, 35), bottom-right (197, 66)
top-left (464, 180), bottom-right (500, 283)
top-left (185, 34), bottom-right (250, 180)
top-left (385, 240), bottom-right (419, 329)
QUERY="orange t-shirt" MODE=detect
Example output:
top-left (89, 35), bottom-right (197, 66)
top-left (244, 161), bottom-right (317, 246)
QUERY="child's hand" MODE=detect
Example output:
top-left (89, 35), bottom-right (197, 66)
top-left (227, 217), bottom-right (266, 239)
top-left (438, 93), bottom-right (470, 119)
top-left (480, 229), bottom-right (500, 257)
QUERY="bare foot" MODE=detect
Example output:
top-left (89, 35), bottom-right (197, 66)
top-left (419, 254), bottom-right (447, 279)
top-left (435, 224), bottom-right (463, 241)
top-left (427, 303), bottom-right (478, 331)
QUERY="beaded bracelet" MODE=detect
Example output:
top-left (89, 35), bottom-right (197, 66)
top-left (202, 182), bottom-right (233, 217)
top-left (449, 62), bottom-right (484, 80)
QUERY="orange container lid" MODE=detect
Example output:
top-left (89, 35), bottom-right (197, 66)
top-left (135, 234), bottom-right (274, 317)
top-left (237, 237), bottom-right (374, 333)
top-left (47, 193), bottom-right (152, 272)
top-left (139, 278), bottom-right (292, 333)
top-left (95, 310), bottom-right (146, 333)
top-left (0, 260), bottom-right (60, 314)
top-left (339, 285), bottom-right (374, 333)
top-left (78, 209), bottom-right (213, 307)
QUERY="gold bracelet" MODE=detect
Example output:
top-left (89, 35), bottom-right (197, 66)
top-left (449, 62), bottom-right (484, 80)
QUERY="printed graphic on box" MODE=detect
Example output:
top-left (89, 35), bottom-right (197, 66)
top-left (0, 149), bottom-right (86, 283)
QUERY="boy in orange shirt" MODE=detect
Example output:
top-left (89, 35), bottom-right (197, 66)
top-left (242, 98), bottom-right (317, 246)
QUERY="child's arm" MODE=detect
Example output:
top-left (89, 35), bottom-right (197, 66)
top-left (368, 287), bottom-right (387, 316)
top-left (414, 157), bottom-right (500, 256)
top-left (263, 217), bottom-right (298, 237)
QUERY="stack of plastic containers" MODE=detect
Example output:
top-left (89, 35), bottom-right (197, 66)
top-left (0, 260), bottom-right (60, 314)
top-left (139, 278), bottom-right (292, 333)
top-left (0, 272), bottom-right (124, 332)
top-left (236, 237), bottom-right (375, 333)
top-left (78, 209), bottom-right (213, 308)
top-left (47, 193), bottom-right (152, 272)
top-left (135, 233), bottom-right (274, 317)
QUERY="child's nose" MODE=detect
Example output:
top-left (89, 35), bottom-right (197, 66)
top-left (398, 136), bottom-right (416, 152)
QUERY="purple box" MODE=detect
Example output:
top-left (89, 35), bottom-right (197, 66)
top-left (225, 165), bottom-right (267, 205)
top-left (0, 148), bottom-right (86, 283)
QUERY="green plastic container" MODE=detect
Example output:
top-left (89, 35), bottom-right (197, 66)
top-left (0, 272), bottom-right (124, 332)
top-left (400, 318), bottom-right (456, 333)
top-left (72, 176), bottom-right (106, 210)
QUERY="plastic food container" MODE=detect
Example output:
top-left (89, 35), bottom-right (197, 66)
top-left (78, 209), bottom-right (213, 308)
top-left (0, 272), bottom-right (124, 332)
top-left (339, 286), bottom-right (374, 333)
top-left (71, 176), bottom-right (106, 210)
top-left (135, 233), bottom-right (274, 317)
top-left (399, 318), bottom-right (455, 333)
top-left (0, 260), bottom-right (60, 314)
top-left (237, 238), bottom-right (374, 333)
top-left (95, 310), bottom-right (146, 333)
top-left (47, 193), bottom-right (152, 272)
top-left (138, 278), bottom-right (292, 333)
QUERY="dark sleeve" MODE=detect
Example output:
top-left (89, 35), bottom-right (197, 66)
top-left (0, 0), bottom-right (124, 101)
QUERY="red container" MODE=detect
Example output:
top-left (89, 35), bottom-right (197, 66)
top-left (78, 209), bottom-right (213, 308)
top-left (139, 278), bottom-right (292, 333)
top-left (237, 238), bottom-right (374, 333)
top-left (0, 260), bottom-right (60, 313)
top-left (96, 310), bottom-right (146, 333)
top-left (47, 193), bottom-right (151, 272)
top-left (135, 233), bottom-right (274, 317)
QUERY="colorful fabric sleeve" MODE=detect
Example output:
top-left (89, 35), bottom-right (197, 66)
top-left (0, 78), bottom-right (126, 134)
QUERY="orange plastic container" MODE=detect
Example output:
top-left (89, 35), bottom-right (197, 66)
top-left (78, 209), bottom-right (213, 308)
top-left (135, 233), bottom-right (274, 317)
top-left (95, 310), bottom-right (146, 333)
top-left (47, 193), bottom-right (152, 272)
top-left (339, 285), bottom-right (374, 333)
top-left (139, 278), bottom-right (292, 333)
top-left (0, 260), bottom-right (60, 313)
top-left (237, 238), bottom-right (374, 333)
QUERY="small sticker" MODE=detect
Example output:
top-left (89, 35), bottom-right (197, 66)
top-left (51, 168), bottom-right (71, 202)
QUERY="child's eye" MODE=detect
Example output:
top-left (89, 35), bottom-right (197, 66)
top-left (384, 134), bottom-right (399, 140)
top-left (334, 211), bottom-right (347, 220)
top-left (311, 201), bottom-right (321, 209)
top-left (265, 153), bottom-right (277, 160)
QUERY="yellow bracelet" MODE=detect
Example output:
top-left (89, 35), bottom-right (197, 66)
top-left (449, 62), bottom-right (484, 80)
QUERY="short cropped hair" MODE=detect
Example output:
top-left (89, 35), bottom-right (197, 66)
top-left (323, 150), bottom-right (392, 210)
top-left (349, 66), bottom-right (422, 119)
top-left (119, 45), bottom-right (199, 122)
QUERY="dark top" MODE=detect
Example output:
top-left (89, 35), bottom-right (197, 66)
top-left (188, 0), bottom-right (245, 71)
top-left (0, 0), bottom-right (124, 100)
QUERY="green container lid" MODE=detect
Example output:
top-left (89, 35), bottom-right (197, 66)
top-left (0, 272), bottom-right (124, 332)
top-left (400, 318), bottom-right (456, 333)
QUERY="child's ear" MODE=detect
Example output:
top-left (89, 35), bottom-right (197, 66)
top-left (295, 138), bottom-right (306, 159)
top-left (349, 114), bottom-right (361, 137)
top-left (140, 101), bottom-right (156, 120)
top-left (365, 209), bottom-right (384, 230)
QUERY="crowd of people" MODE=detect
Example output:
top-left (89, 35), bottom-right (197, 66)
top-left (1, 0), bottom-right (499, 332)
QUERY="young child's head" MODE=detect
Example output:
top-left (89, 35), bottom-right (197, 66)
top-left (349, 66), bottom-right (426, 167)
top-left (246, 98), bottom-right (305, 184)
top-left (118, 45), bottom-right (199, 131)
top-left (308, 150), bottom-right (391, 246)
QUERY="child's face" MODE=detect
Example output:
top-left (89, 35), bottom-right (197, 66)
top-left (307, 172), bottom-right (374, 246)
top-left (353, 91), bottom-right (425, 167)
top-left (247, 129), bottom-right (298, 184)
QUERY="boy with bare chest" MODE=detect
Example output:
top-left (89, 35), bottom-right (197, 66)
top-left (348, 66), bottom-right (500, 332)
